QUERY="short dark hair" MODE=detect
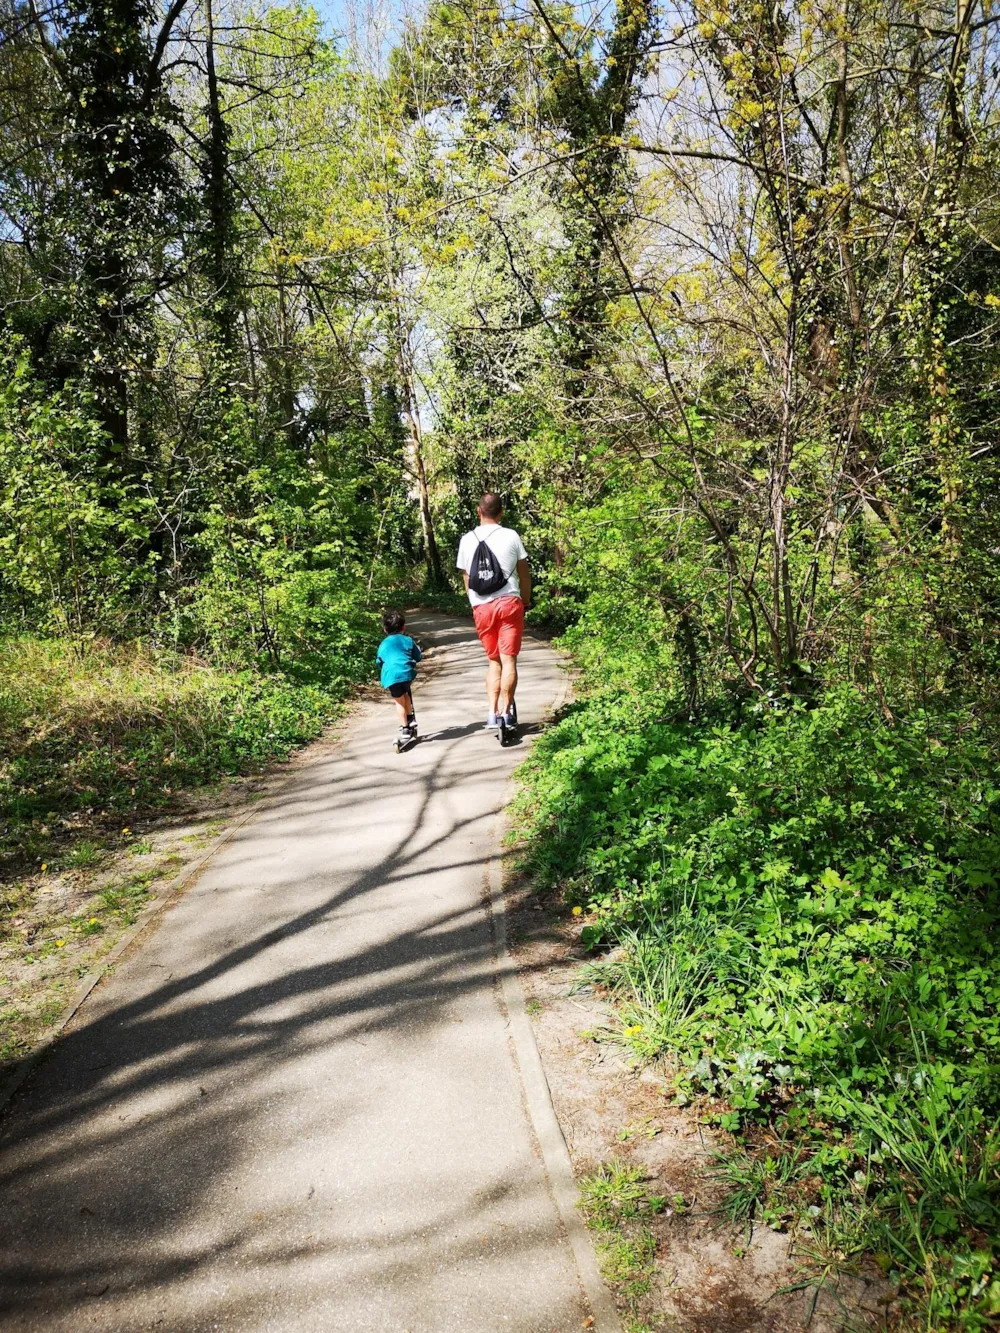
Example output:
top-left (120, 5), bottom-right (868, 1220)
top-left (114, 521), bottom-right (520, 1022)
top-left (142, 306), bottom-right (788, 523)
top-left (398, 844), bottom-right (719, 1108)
top-left (382, 610), bottom-right (405, 634)
top-left (478, 492), bottom-right (503, 520)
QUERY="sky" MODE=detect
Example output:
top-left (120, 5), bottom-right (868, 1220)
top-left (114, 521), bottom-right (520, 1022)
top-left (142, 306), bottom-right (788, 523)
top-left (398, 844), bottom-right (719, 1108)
top-left (310, 0), bottom-right (412, 54)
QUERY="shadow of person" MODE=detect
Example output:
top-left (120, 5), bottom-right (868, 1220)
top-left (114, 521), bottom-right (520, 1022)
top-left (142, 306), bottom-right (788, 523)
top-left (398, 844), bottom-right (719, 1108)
top-left (419, 721), bottom-right (493, 745)
top-left (500, 722), bottom-right (541, 747)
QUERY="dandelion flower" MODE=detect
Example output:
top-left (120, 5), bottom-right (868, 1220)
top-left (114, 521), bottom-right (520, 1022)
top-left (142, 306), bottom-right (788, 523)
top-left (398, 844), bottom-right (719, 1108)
top-left (55, 939), bottom-right (66, 948)
top-left (572, 906), bottom-right (583, 916)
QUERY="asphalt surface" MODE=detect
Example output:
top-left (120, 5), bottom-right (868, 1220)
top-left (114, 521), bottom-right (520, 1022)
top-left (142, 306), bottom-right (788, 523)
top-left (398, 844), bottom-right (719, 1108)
top-left (0, 613), bottom-right (594, 1332)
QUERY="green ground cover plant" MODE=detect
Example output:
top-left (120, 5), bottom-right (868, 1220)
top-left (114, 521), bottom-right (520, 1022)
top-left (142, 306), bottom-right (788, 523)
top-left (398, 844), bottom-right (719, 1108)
top-left (518, 679), bottom-right (1000, 1328)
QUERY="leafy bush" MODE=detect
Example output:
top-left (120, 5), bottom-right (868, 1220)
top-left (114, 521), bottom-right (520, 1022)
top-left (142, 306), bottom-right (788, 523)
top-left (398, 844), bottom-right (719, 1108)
top-left (518, 684), bottom-right (1000, 1326)
top-left (0, 350), bottom-right (153, 636)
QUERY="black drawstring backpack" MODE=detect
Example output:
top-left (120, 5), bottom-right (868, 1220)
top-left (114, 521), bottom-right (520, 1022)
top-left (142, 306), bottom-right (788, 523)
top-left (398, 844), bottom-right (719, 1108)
top-left (467, 527), bottom-right (511, 596)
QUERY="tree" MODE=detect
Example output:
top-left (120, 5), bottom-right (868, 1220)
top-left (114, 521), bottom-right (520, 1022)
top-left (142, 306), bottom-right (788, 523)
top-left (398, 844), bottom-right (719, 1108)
top-left (22, 0), bottom-right (188, 454)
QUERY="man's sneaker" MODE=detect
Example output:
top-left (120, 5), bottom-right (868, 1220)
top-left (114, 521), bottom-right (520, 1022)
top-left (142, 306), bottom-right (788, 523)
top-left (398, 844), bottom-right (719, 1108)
top-left (484, 713), bottom-right (500, 731)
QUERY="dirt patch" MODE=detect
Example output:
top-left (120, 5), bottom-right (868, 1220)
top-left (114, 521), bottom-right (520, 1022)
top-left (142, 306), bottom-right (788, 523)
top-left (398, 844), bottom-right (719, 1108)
top-left (507, 877), bottom-right (894, 1333)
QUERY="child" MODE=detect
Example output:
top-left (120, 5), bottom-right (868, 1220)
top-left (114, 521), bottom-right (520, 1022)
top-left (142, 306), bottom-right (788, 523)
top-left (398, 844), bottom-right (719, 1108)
top-left (376, 610), bottom-right (423, 744)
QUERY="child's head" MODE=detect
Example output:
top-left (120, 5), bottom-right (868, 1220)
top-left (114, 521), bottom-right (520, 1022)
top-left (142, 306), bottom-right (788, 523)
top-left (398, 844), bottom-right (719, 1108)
top-left (382, 610), bottom-right (405, 635)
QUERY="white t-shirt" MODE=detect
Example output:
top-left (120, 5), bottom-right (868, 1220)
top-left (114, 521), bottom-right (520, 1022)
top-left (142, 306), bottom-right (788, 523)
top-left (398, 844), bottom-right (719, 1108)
top-left (456, 525), bottom-right (528, 607)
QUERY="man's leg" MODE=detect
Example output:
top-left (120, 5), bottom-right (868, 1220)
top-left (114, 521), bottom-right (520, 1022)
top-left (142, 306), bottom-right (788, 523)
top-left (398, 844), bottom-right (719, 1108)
top-left (496, 598), bottom-right (524, 719)
top-left (472, 602), bottom-right (503, 721)
top-left (486, 658), bottom-right (501, 717)
top-left (498, 654), bottom-right (518, 717)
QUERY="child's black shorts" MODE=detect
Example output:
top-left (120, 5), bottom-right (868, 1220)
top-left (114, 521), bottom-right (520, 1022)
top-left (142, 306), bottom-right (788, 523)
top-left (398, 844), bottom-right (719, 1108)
top-left (387, 680), bottom-right (413, 698)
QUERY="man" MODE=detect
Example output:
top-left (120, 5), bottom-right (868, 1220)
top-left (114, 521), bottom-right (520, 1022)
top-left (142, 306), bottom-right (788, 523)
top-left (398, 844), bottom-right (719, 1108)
top-left (456, 493), bottom-right (531, 735)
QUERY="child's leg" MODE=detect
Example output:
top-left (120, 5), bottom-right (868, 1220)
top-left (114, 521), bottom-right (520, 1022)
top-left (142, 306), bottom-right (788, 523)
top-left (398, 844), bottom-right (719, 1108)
top-left (393, 690), bottom-right (413, 726)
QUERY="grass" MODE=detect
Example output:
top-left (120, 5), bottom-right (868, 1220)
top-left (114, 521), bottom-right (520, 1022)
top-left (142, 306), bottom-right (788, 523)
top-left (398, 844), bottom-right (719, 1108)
top-left (578, 1158), bottom-right (667, 1325)
top-left (0, 635), bottom-right (347, 872)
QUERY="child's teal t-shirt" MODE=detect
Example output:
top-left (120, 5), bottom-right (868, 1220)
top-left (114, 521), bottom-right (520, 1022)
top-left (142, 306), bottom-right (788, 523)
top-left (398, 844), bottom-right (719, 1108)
top-left (376, 634), bottom-right (422, 688)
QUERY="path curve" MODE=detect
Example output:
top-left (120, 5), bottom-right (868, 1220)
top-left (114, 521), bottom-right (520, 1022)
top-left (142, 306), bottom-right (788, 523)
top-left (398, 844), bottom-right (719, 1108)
top-left (0, 614), bottom-right (611, 1332)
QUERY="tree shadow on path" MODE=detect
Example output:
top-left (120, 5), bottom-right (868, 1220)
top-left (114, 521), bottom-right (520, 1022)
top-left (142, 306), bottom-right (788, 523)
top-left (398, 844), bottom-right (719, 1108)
top-left (0, 622), bottom-right (580, 1332)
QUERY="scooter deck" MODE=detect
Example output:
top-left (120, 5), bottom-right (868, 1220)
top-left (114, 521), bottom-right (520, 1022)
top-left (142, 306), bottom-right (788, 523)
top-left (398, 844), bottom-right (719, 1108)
top-left (393, 734), bottom-right (419, 753)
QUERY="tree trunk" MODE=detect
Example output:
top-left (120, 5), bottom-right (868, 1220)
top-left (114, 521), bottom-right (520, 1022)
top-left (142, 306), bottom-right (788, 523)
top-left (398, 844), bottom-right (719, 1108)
top-left (204, 0), bottom-right (237, 360)
top-left (394, 312), bottom-right (443, 585)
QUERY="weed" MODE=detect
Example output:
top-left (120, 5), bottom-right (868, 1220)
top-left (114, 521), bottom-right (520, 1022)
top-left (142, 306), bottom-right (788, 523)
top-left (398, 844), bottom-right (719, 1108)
top-left (65, 840), bottom-right (104, 869)
top-left (618, 1119), bottom-right (662, 1143)
top-left (98, 874), bottom-right (153, 924)
top-left (599, 1231), bottom-right (656, 1301)
top-left (714, 1143), bottom-right (810, 1233)
top-left (580, 1158), bottom-right (666, 1226)
top-left (579, 1159), bottom-right (667, 1322)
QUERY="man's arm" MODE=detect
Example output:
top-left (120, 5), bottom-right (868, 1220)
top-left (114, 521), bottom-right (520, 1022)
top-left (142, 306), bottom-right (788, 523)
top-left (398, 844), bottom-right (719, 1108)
top-left (517, 559), bottom-right (531, 609)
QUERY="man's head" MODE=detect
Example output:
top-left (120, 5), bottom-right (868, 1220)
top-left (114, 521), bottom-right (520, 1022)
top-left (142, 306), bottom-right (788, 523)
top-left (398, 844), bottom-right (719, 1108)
top-left (382, 610), bottom-right (405, 635)
top-left (477, 492), bottom-right (503, 522)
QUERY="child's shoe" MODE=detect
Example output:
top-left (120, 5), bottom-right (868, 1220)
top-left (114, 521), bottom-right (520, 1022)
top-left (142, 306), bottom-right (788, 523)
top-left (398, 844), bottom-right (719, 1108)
top-left (484, 713), bottom-right (500, 731)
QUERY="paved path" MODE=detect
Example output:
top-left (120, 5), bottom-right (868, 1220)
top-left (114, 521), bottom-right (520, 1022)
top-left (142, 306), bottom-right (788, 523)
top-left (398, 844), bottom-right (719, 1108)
top-left (0, 614), bottom-right (599, 1332)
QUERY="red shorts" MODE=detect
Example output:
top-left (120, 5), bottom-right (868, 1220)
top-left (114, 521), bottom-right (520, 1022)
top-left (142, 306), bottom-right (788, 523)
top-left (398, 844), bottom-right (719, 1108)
top-left (472, 595), bottom-right (524, 660)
